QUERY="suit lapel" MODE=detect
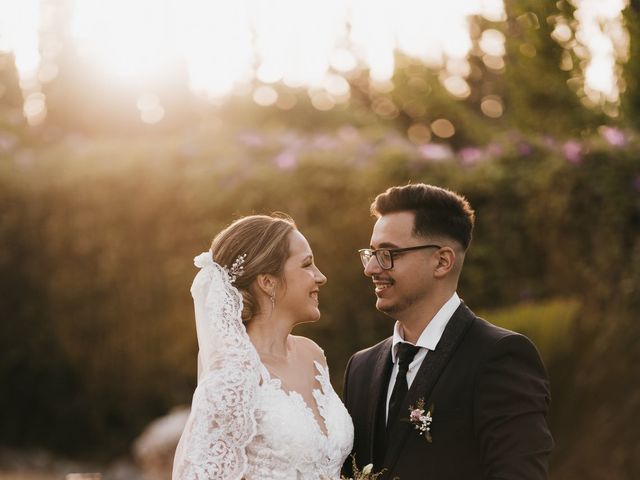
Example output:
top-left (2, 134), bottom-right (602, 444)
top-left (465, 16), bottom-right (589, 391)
top-left (383, 303), bottom-right (476, 471)
top-left (367, 337), bottom-right (393, 460)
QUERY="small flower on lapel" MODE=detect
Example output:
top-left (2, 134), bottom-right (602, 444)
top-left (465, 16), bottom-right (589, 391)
top-left (404, 398), bottom-right (434, 443)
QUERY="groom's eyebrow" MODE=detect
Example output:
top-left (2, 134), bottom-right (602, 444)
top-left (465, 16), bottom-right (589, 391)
top-left (375, 242), bottom-right (400, 249)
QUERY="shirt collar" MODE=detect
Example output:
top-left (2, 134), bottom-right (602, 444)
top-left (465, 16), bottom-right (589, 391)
top-left (391, 292), bottom-right (461, 362)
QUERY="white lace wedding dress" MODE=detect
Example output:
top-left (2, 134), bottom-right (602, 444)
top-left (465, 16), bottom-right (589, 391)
top-left (172, 252), bottom-right (354, 480)
top-left (243, 361), bottom-right (353, 479)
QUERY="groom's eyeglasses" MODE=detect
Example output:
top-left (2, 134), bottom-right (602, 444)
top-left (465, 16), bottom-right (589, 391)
top-left (358, 244), bottom-right (441, 270)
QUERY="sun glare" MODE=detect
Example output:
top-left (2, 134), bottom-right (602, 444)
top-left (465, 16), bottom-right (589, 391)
top-left (177, 0), bottom-right (253, 97)
top-left (570, 0), bottom-right (629, 109)
top-left (71, 0), bottom-right (181, 83)
top-left (0, 0), bottom-right (629, 123)
top-left (0, 0), bottom-right (43, 124)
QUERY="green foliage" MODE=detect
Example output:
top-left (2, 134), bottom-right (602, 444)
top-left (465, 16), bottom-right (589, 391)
top-left (0, 3), bottom-right (637, 476)
top-left (478, 298), bottom-right (580, 362)
top-left (501, 1), bottom-right (603, 135)
top-left (1, 2), bottom-right (639, 462)
top-left (388, 60), bottom-right (496, 147)
top-left (622, 6), bottom-right (640, 128)
top-left (0, 123), bottom-right (638, 464)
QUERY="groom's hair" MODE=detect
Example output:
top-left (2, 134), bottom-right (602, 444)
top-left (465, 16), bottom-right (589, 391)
top-left (371, 183), bottom-right (475, 251)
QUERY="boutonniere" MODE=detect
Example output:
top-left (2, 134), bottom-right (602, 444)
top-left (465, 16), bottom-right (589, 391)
top-left (404, 398), bottom-right (434, 443)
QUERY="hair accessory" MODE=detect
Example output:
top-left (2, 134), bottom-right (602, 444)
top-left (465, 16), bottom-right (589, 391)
top-left (227, 253), bottom-right (247, 284)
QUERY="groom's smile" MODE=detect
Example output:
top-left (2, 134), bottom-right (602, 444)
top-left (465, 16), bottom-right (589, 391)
top-left (364, 211), bottom-right (440, 319)
top-left (373, 277), bottom-right (394, 295)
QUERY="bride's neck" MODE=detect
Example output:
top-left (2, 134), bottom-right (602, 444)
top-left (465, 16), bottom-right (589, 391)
top-left (247, 317), bottom-right (293, 359)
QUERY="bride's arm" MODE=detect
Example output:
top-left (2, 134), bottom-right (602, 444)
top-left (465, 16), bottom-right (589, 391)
top-left (172, 369), bottom-right (259, 480)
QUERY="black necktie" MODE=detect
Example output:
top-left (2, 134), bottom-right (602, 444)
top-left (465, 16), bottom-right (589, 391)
top-left (387, 342), bottom-right (421, 430)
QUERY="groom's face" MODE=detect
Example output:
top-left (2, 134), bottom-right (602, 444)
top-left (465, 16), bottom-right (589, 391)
top-left (364, 211), bottom-right (439, 319)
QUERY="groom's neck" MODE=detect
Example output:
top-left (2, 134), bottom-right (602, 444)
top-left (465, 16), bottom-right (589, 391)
top-left (395, 288), bottom-right (454, 343)
top-left (397, 314), bottom-right (433, 344)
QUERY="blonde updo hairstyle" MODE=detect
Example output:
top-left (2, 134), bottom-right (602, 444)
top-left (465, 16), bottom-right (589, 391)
top-left (210, 214), bottom-right (296, 323)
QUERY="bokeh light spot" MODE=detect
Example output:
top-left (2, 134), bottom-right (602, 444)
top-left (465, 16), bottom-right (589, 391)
top-left (253, 85), bottom-right (278, 106)
top-left (372, 97), bottom-right (399, 118)
top-left (309, 90), bottom-right (335, 111)
top-left (431, 118), bottom-right (455, 138)
top-left (482, 54), bottom-right (505, 71)
top-left (443, 75), bottom-right (471, 98)
top-left (480, 95), bottom-right (504, 118)
top-left (407, 123), bottom-right (432, 144)
top-left (479, 29), bottom-right (505, 57)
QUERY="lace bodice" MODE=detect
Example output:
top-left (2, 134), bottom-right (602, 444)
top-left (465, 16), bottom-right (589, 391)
top-left (172, 252), bottom-right (353, 480)
top-left (174, 356), bottom-right (354, 480)
top-left (244, 361), bottom-right (354, 479)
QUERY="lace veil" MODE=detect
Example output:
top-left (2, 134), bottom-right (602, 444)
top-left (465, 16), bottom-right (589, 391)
top-left (172, 251), bottom-right (262, 480)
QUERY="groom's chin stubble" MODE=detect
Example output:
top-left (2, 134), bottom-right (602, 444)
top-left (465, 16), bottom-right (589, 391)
top-left (376, 301), bottom-right (397, 317)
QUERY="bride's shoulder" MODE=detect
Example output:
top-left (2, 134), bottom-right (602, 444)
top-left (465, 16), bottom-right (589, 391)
top-left (291, 335), bottom-right (327, 367)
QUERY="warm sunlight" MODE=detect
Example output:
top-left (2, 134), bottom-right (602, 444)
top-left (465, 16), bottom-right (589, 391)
top-left (0, 0), bottom-right (630, 123)
top-left (71, 0), bottom-right (181, 84)
top-left (178, 0), bottom-right (253, 97)
top-left (571, 0), bottom-right (629, 108)
top-left (3, 1), bottom-right (504, 101)
top-left (0, 0), bottom-right (44, 124)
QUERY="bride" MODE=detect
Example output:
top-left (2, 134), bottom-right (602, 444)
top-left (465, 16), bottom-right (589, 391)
top-left (172, 214), bottom-right (354, 479)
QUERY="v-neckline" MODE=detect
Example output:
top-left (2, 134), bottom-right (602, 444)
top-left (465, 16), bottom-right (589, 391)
top-left (259, 360), bottom-right (330, 439)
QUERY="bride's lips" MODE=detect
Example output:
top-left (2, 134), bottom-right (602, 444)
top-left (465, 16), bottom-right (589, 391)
top-left (310, 290), bottom-right (319, 303)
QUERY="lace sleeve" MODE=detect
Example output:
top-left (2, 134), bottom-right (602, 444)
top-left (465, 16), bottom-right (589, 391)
top-left (172, 252), bottom-right (261, 480)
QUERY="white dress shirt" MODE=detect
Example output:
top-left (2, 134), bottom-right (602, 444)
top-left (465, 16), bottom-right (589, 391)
top-left (385, 292), bottom-right (461, 423)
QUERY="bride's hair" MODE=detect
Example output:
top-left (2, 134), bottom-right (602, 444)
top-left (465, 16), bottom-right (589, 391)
top-left (210, 213), bottom-right (296, 322)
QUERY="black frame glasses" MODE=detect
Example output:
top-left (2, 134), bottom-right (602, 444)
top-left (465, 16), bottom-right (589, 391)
top-left (358, 244), bottom-right (442, 270)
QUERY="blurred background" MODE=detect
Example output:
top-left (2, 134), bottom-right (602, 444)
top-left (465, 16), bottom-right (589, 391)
top-left (0, 0), bottom-right (639, 479)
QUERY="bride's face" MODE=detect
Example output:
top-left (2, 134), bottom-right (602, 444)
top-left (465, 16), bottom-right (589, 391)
top-left (275, 230), bottom-right (327, 324)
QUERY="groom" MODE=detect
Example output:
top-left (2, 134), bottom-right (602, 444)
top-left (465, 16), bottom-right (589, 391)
top-left (343, 184), bottom-right (553, 479)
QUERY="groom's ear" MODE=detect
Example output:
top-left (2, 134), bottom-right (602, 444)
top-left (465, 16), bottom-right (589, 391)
top-left (433, 247), bottom-right (456, 278)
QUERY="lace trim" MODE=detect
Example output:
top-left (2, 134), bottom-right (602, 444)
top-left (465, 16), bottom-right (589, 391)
top-left (312, 361), bottom-right (331, 437)
top-left (247, 360), bottom-right (354, 479)
top-left (173, 252), bottom-right (261, 480)
top-left (261, 360), bottom-right (331, 439)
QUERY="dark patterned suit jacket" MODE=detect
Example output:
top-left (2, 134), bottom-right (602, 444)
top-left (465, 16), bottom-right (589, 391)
top-left (342, 303), bottom-right (554, 480)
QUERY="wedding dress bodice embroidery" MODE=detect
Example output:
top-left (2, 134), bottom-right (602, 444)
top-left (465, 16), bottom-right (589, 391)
top-left (244, 361), bottom-right (353, 479)
top-left (172, 252), bottom-right (354, 480)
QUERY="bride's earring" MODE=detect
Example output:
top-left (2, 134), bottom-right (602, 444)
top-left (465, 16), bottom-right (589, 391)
top-left (270, 291), bottom-right (276, 310)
